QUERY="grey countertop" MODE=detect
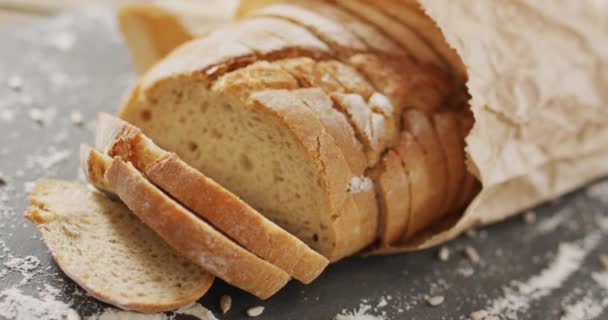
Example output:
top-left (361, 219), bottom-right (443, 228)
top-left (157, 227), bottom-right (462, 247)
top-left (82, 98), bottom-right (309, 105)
top-left (0, 8), bottom-right (607, 320)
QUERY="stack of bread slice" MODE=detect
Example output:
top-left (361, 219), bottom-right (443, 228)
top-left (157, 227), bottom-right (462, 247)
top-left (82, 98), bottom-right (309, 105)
top-left (25, 0), bottom-right (481, 312)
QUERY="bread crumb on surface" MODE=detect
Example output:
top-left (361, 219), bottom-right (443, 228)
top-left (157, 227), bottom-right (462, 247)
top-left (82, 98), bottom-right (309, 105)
top-left (600, 254), bottom-right (608, 269)
top-left (28, 108), bottom-right (45, 125)
top-left (246, 305), bottom-right (264, 317)
top-left (464, 246), bottom-right (481, 264)
top-left (523, 210), bottom-right (536, 224)
top-left (469, 310), bottom-right (488, 320)
top-left (69, 111), bottom-right (85, 126)
top-left (425, 295), bottom-right (444, 306)
top-left (438, 247), bottom-right (450, 261)
top-left (7, 76), bottom-right (23, 91)
top-left (220, 295), bottom-right (232, 314)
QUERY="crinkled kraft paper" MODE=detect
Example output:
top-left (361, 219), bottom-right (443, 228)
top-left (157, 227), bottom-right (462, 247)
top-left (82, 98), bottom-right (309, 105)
top-left (409, 0), bottom-right (608, 249)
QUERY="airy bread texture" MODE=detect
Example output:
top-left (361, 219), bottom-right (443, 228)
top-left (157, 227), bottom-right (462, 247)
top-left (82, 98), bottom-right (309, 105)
top-left (24, 180), bottom-right (214, 313)
top-left (81, 147), bottom-right (291, 299)
top-left (118, 0), bottom-right (478, 256)
top-left (94, 113), bottom-right (328, 284)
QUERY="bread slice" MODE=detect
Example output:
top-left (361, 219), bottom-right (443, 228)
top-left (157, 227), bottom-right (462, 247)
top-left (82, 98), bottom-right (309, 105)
top-left (373, 150), bottom-right (411, 245)
top-left (94, 113), bottom-right (328, 284)
top-left (24, 180), bottom-right (214, 313)
top-left (433, 111), bottom-right (465, 214)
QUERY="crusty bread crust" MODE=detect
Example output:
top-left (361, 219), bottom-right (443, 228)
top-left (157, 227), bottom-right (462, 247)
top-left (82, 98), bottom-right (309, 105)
top-left (95, 113), bottom-right (328, 283)
top-left (433, 111), bottom-right (465, 214)
top-left (25, 180), bottom-right (214, 313)
top-left (105, 159), bottom-right (291, 299)
top-left (369, 0), bottom-right (467, 82)
top-left (375, 151), bottom-right (410, 245)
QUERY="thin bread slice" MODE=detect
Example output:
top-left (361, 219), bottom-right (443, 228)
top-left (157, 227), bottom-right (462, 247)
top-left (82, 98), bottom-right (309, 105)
top-left (94, 113), bottom-right (328, 284)
top-left (102, 156), bottom-right (291, 299)
top-left (24, 180), bottom-right (214, 313)
top-left (373, 150), bottom-right (411, 245)
top-left (433, 111), bottom-right (465, 214)
top-left (331, 0), bottom-right (446, 71)
top-left (401, 109), bottom-right (449, 238)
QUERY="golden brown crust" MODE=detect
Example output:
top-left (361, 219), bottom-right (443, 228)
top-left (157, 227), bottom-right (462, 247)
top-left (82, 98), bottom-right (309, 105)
top-left (395, 130), bottom-right (432, 240)
top-left (106, 159), bottom-right (291, 299)
top-left (331, 0), bottom-right (446, 70)
top-left (369, 0), bottom-right (467, 82)
top-left (375, 151), bottom-right (410, 245)
top-left (401, 110), bottom-right (449, 237)
top-left (433, 111), bottom-right (465, 214)
top-left (252, 2), bottom-right (368, 58)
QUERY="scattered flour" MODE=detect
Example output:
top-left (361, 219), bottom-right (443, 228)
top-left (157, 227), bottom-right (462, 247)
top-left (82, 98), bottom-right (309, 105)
top-left (586, 181), bottom-right (608, 204)
top-left (25, 147), bottom-right (71, 170)
top-left (88, 303), bottom-right (217, 320)
top-left (536, 207), bottom-right (574, 234)
top-left (348, 176), bottom-right (374, 194)
top-left (0, 286), bottom-right (79, 320)
top-left (3, 255), bottom-right (41, 284)
top-left (561, 270), bottom-right (608, 320)
top-left (48, 32), bottom-right (76, 52)
top-left (485, 233), bottom-right (602, 319)
top-left (335, 303), bottom-right (385, 320)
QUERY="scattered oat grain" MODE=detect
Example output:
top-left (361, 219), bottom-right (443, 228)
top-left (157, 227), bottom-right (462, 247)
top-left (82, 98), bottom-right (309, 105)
top-left (426, 295), bottom-right (444, 306)
top-left (220, 295), bottom-right (232, 314)
top-left (7, 76), bottom-right (22, 91)
top-left (246, 306), bottom-right (264, 317)
top-left (562, 304), bottom-right (573, 315)
top-left (465, 246), bottom-right (481, 264)
top-left (438, 247), bottom-right (450, 261)
top-left (469, 310), bottom-right (488, 320)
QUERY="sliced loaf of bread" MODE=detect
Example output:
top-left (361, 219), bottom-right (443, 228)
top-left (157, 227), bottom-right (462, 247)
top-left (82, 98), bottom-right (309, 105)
top-left (119, 23), bottom-right (377, 261)
top-left (24, 180), bottom-right (214, 313)
top-left (118, 0), bottom-right (478, 254)
top-left (94, 113), bottom-right (329, 284)
top-left (80, 147), bottom-right (291, 299)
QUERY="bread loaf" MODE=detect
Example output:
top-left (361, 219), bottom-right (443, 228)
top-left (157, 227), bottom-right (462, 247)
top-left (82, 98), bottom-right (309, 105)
top-left (117, 0), bottom-right (477, 256)
top-left (24, 180), bottom-right (214, 313)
